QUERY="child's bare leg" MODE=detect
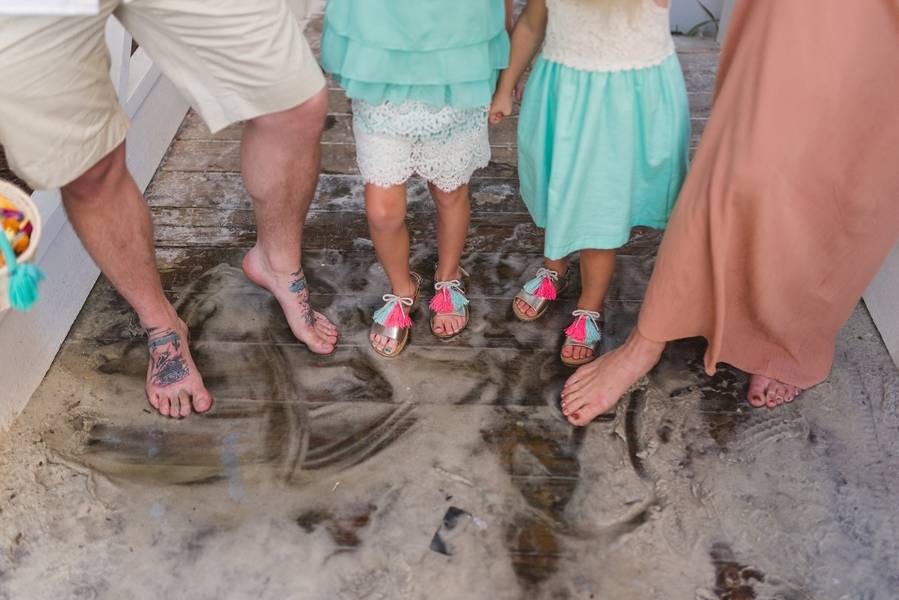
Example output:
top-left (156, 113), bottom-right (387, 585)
top-left (562, 249), bottom-right (616, 362)
top-left (366, 183), bottom-right (416, 353)
top-left (430, 182), bottom-right (470, 336)
top-left (514, 257), bottom-right (570, 318)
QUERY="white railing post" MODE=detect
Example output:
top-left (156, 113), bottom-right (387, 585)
top-left (104, 16), bottom-right (132, 101)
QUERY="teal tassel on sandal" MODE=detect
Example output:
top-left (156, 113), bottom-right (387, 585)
top-left (1, 231), bottom-right (44, 312)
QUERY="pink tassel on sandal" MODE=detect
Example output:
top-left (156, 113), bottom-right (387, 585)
top-left (564, 315), bottom-right (588, 343)
top-left (429, 287), bottom-right (455, 313)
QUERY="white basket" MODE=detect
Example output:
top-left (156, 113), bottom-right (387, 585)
top-left (0, 179), bottom-right (42, 312)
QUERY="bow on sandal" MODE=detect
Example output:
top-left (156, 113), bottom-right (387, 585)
top-left (429, 269), bottom-right (470, 340)
top-left (561, 309), bottom-right (603, 367)
top-left (513, 267), bottom-right (568, 322)
top-left (370, 272), bottom-right (422, 358)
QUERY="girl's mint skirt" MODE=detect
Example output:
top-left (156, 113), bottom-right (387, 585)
top-left (519, 54), bottom-right (691, 259)
top-left (321, 0), bottom-right (509, 108)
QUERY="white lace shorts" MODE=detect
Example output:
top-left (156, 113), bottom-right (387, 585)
top-left (352, 99), bottom-right (491, 192)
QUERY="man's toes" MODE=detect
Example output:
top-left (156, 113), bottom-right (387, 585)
top-left (193, 389), bottom-right (213, 414)
top-left (148, 393), bottom-right (160, 409)
top-left (170, 393), bottom-right (185, 419)
top-left (178, 391), bottom-right (192, 418)
top-left (315, 314), bottom-right (338, 334)
top-left (308, 331), bottom-right (336, 354)
top-left (158, 395), bottom-right (171, 417)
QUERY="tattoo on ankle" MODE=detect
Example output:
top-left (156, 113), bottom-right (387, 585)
top-left (289, 270), bottom-right (307, 294)
top-left (147, 329), bottom-right (190, 387)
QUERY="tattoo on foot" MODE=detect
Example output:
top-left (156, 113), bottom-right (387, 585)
top-left (289, 270), bottom-right (308, 294)
top-left (147, 329), bottom-right (190, 387)
top-left (289, 270), bottom-right (317, 326)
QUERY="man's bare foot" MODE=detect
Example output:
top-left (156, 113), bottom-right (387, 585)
top-left (146, 320), bottom-right (213, 418)
top-left (370, 277), bottom-right (418, 355)
top-left (747, 374), bottom-right (803, 409)
top-left (242, 247), bottom-right (338, 354)
top-left (560, 328), bottom-right (664, 426)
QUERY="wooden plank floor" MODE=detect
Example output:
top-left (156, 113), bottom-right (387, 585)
top-left (4, 14), bottom-right (899, 600)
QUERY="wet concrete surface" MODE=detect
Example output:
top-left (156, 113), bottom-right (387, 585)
top-left (2, 9), bottom-right (899, 600)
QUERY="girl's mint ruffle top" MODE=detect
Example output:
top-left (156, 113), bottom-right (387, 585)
top-left (321, 0), bottom-right (510, 108)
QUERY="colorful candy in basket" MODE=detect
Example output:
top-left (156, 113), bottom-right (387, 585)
top-left (1, 194), bottom-right (33, 265)
top-left (0, 182), bottom-right (44, 312)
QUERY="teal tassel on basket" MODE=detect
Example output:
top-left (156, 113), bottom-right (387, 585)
top-left (1, 232), bottom-right (44, 311)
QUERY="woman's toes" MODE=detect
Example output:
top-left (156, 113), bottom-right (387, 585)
top-left (746, 375), bottom-right (770, 408)
top-left (775, 385), bottom-right (786, 405)
top-left (158, 395), bottom-right (171, 417)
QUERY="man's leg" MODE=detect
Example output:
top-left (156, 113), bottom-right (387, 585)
top-left (62, 143), bottom-right (212, 418)
top-left (239, 88), bottom-right (339, 354)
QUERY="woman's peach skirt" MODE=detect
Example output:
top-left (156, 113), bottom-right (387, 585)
top-left (638, 0), bottom-right (899, 388)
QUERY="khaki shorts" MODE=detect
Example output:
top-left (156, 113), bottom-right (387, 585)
top-left (0, 0), bottom-right (325, 190)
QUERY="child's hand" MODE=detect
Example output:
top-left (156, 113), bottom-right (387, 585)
top-left (489, 90), bottom-right (514, 124)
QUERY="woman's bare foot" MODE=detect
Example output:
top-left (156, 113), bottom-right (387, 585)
top-left (747, 375), bottom-right (803, 409)
top-left (242, 247), bottom-right (338, 354)
top-left (560, 328), bottom-right (664, 426)
top-left (370, 278), bottom-right (418, 355)
top-left (146, 320), bottom-right (213, 418)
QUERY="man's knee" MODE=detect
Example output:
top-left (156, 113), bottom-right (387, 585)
top-left (62, 143), bottom-right (128, 203)
top-left (250, 86), bottom-right (328, 137)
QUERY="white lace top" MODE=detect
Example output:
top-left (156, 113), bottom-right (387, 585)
top-left (543, 0), bottom-right (676, 72)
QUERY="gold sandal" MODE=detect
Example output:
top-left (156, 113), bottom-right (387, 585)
top-left (429, 267), bottom-right (470, 340)
top-left (561, 309), bottom-right (603, 367)
top-left (512, 268), bottom-right (568, 322)
top-left (370, 272), bottom-right (422, 358)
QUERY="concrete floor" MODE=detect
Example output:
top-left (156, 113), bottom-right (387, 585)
top-left (2, 12), bottom-right (899, 600)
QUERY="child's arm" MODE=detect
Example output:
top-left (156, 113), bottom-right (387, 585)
top-left (490, 0), bottom-right (548, 124)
